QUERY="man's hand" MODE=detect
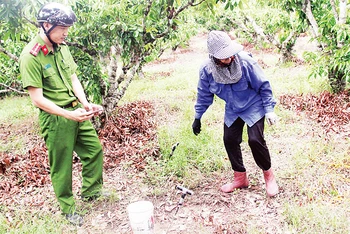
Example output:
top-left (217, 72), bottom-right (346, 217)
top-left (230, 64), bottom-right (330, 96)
top-left (66, 108), bottom-right (96, 122)
top-left (265, 112), bottom-right (278, 125)
top-left (192, 119), bottom-right (201, 135)
top-left (83, 103), bottom-right (104, 116)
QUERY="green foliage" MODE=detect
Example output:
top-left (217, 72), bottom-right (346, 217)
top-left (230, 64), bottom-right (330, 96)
top-left (0, 51), bottom-right (18, 84)
top-left (0, 0), bottom-right (38, 97)
top-left (309, 36), bottom-right (350, 92)
top-left (247, 6), bottom-right (296, 44)
top-left (195, 5), bottom-right (236, 32)
top-left (2, 0), bottom-right (349, 98)
top-left (70, 47), bottom-right (106, 103)
top-left (69, 0), bottom-right (202, 65)
top-left (275, 0), bottom-right (350, 92)
top-left (0, 0), bottom-right (39, 41)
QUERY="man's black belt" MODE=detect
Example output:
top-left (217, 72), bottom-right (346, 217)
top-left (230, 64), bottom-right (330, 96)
top-left (62, 100), bottom-right (79, 109)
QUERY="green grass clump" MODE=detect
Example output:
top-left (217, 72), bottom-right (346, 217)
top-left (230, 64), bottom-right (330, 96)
top-left (283, 203), bottom-right (350, 234)
top-left (0, 96), bottom-right (37, 124)
top-left (0, 96), bottom-right (39, 155)
top-left (0, 206), bottom-right (78, 234)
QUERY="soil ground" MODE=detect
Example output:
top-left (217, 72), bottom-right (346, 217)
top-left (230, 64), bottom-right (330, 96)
top-left (79, 34), bottom-right (348, 234)
top-left (1, 33), bottom-right (349, 233)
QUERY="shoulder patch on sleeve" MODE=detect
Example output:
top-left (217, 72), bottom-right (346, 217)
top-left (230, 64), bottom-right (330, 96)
top-left (30, 43), bottom-right (42, 57)
top-left (30, 43), bottom-right (41, 57)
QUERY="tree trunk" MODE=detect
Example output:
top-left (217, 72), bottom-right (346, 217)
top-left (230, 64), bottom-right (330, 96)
top-left (302, 0), bottom-right (322, 49)
top-left (327, 0), bottom-right (347, 93)
top-left (338, 0), bottom-right (347, 24)
top-left (337, 0), bottom-right (348, 48)
top-left (91, 44), bottom-right (141, 130)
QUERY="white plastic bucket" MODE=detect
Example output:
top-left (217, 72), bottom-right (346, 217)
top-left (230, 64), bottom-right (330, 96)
top-left (127, 200), bottom-right (154, 234)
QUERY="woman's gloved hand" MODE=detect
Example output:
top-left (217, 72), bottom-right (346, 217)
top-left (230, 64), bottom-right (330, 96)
top-left (192, 119), bottom-right (201, 135)
top-left (265, 112), bottom-right (278, 125)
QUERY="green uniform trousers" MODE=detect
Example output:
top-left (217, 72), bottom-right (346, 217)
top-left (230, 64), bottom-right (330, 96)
top-left (39, 106), bottom-right (103, 214)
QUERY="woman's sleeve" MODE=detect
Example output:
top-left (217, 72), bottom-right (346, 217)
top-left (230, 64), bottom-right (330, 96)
top-left (194, 67), bottom-right (214, 119)
top-left (246, 60), bottom-right (276, 113)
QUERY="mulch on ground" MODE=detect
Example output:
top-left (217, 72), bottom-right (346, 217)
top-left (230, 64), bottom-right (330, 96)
top-left (280, 90), bottom-right (350, 137)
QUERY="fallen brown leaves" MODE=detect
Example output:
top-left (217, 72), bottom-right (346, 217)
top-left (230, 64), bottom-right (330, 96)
top-left (279, 90), bottom-right (350, 136)
top-left (0, 143), bottom-right (48, 195)
top-left (99, 100), bottom-right (160, 171)
top-left (0, 100), bottom-right (159, 203)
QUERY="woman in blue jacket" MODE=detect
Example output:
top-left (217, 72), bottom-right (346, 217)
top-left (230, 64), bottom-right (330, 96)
top-left (192, 30), bottom-right (279, 197)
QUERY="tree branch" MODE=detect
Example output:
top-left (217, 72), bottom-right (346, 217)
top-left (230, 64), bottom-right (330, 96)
top-left (281, 31), bottom-right (296, 48)
top-left (245, 15), bottom-right (280, 48)
top-left (0, 47), bottom-right (19, 62)
top-left (0, 83), bottom-right (27, 95)
top-left (154, 0), bottom-right (201, 39)
top-left (190, 0), bottom-right (206, 7)
top-left (329, 0), bottom-right (339, 23)
top-left (24, 15), bottom-right (39, 28)
top-left (338, 0), bottom-right (347, 24)
top-left (301, 0), bottom-right (324, 49)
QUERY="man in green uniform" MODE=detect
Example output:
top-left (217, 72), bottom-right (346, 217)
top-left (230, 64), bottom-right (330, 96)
top-left (19, 2), bottom-right (104, 226)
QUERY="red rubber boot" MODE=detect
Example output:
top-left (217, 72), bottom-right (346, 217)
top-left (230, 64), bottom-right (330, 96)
top-left (220, 171), bottom-right (249, 193)
top-left (263, 168), bottom-right (279, 197)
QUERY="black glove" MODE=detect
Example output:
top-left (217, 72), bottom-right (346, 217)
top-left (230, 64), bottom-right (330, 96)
top-left (192, 119), bottom-right (201, 135)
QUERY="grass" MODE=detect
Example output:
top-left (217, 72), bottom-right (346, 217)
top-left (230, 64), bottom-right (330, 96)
top-left (283, 203), bottom-right (350, 234)
top-left (1, 36), bottom-right (349, 233)
top-left (0, 96), bottom-right (37, 125)
top-left (0, 96), bottom-right (40, 155)
top-left (0, 205), bottom-right (76, 234)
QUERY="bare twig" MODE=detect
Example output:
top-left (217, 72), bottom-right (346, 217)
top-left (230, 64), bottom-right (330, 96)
top-left (0, 83), bottom-right (27, 95)
top-left (0, 47), bottom-right (19, 62)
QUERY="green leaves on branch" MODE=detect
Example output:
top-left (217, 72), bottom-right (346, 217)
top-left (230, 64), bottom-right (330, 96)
top-left (251, 0), bottom-right (350, 92)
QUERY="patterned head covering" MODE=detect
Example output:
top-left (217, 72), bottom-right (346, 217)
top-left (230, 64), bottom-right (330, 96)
top-left (207, 30), bottom-right (243, 59)
top-left (207, 31), bottom-right (243, 84)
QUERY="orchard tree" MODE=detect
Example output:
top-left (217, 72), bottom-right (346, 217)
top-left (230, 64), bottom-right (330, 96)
top-left (237, 1), bottom-right (307, 63)
top-left (273, 0), bottom-right (350, 93)
top-left (0, 0), bottom-right (240, 128)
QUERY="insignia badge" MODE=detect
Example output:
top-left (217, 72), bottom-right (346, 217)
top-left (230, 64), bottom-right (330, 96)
top-left (30, 43), bottom-right (42, 57)
top-left (41, 45), bottom-right (49, 56)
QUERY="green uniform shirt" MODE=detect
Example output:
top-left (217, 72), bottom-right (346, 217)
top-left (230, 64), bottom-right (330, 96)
top-left (19, 34), bottom-right (78, 107)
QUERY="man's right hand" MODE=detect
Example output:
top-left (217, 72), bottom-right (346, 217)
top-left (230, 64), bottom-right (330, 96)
top-left (192, 119), bottom-right (201, 135)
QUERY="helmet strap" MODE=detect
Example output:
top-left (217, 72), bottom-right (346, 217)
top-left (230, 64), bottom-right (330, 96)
top-left (41, 24), bottom-right (58, 49)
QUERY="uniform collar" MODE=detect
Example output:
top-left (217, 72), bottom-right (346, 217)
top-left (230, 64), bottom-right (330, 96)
top-left (35, 34), bottom-right (63, 54)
